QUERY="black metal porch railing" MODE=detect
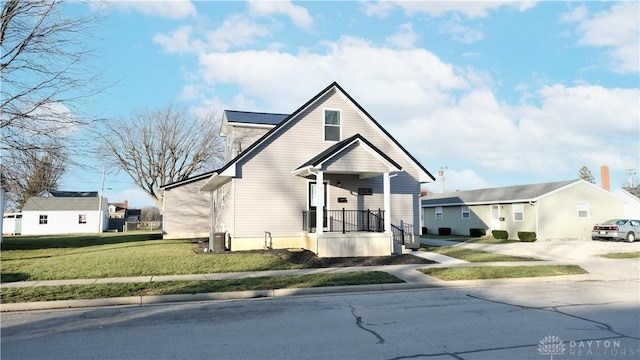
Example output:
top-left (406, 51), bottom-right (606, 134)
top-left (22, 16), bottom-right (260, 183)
top-left (391, 221), bottom-right (413, 245)
top-left (302, 209), bottom-right (385, 233)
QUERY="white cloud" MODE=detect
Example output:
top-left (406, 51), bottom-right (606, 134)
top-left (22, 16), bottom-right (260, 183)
top-left (108, 0), bottom-right (197, 19)
top-left (438, 15), bottom-right (484, 44)
top-left (393, 1), bottom-right (533, 19)
top-left (247, 0), bottom-right (314, 30)
top-left (385, 22), bottom-right (419, 49)
top-left (564, 2), bottom-right (640, 73)
top-left (153, 25), bottom-right (203, 54)
top-left (427, 168), bottom-right (494, 193)
top-left (204, 15), bottom-right (270, 52)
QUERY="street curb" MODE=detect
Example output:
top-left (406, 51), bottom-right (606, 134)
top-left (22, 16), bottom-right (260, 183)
top-left (0, 282), bottom-right (440, 312)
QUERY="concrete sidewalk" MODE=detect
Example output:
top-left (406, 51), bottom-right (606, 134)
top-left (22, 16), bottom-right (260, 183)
top-left (2, 241), bottom-right (636, 312)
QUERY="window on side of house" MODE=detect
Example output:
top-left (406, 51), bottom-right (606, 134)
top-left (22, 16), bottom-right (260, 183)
top-left (435, 206), bottom-right (443, 220)
top-left (324, 109), bottom-right (341, 141)
top-left (577, 202), bottom-right (589, 218)
top-left (39, 215), bottom-right (48, 225)
top-left (79, 214), bottom-right (87, 224)
top-left (461, 206), bottom-right (470, 219)
top-left (513, 203), bottom-right (524, 221)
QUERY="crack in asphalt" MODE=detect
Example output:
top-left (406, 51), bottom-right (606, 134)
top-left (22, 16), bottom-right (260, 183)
top-left (348, 305), bottom-right (385, 344)
top-left (386, 294), bottom-right (639, 360)
top-left (466, 294), bottom-right (639, 341)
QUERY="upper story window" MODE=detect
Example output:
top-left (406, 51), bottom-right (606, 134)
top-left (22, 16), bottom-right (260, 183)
top-left (324, 110), bottom-right (341, 141)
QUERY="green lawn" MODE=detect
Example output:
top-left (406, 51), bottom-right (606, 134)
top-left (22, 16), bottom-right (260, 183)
top-left (1, 271), bottom-right (403, 303)
top-left (419, 246), bottom-right (539, 262)
top-left (599, 251), bottom-right (640, 259)
top-left (420, 265), bottom-right (588, 281)
top-left (1, 233), bottom-right (306, 282)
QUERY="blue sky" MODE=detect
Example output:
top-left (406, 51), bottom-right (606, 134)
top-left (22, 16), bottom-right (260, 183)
top-left (59, 1), bottom-right (639, 208)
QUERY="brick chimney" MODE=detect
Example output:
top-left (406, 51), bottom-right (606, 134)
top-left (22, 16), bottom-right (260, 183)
top-left (600, 165), bottom-right (610, 191)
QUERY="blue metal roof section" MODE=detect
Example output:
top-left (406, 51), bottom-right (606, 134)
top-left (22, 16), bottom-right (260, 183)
top-left (224, 110), bottom-right (288, 126)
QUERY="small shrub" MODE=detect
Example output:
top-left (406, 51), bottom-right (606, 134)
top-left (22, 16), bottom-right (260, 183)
top-left (469, 228), bottom-right (486, 237)
top-left (492, 230), bottom-right (509, 240)
top-left (518, 231), bottom-right (537, 242)
top-left (422, 227), bottom-right (428, 235)
top-left (438, 227), bottom-right (452, 236)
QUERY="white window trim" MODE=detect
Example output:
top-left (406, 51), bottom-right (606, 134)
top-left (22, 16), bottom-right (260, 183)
top-left (513, 203), bottom-right (524, 222)
top-left (577, 202), bottom-right (589, 218)
top-left (461, 206), bottom-right (470, 219)
top-left (323, 108), bottom-right (341, 142)
top-left (435, 206), bottom-right (443, 220)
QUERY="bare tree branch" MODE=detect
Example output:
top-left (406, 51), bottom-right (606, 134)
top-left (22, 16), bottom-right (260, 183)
top-left (96, 104), bottom-right (225, 209)
top-left (0, 0), bottom-right (106, 209)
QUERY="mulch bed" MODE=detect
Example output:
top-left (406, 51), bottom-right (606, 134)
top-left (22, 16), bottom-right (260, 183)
top-left (193, 241), bottom-right (435, 267)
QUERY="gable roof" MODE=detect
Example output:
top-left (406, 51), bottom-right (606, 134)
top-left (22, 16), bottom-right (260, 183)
top-left (202, 82), bottom-right (435, 191)
top-left (293, 133), bottom-right (402, 175)
top-left (23, 197), bottom-right (103, 211)
top-left (224, 110), bottom-right (288, 126)
top-left (161, 170), bottom-right (219, 190)
top-left (38, 190), bottom-right (98, 198)
top-left (421, 179), bottom-right (580, 206)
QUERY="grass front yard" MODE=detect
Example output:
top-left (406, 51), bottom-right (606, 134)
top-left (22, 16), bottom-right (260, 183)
top-left (421, 265), bottom-right (588, 281)
top-left (1, 271), bottom-right (403, 303)
top-left (419, 245), bottom-right (539, 262)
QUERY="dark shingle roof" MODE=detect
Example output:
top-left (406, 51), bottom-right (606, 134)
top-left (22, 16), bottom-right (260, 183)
top-left (224, 110), bottom-right (288, 126)
top-left (23, 197), bottom-right (102, 211)
top-left (421, 179), bottom-right (578, 206)
top-left (40, 191), bottom-right (98, 198)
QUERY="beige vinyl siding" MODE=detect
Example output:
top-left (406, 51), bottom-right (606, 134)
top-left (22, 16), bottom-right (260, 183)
top-left (163, 180), bottom-right (210, 239)
top-left (536, 182), bottom-right (623, 239)
top-left (230, 88), bottom-right (423, 240)
top-left (225, 125), bottom-right (272, 161)
top-left (323, 143), bottom-right (391, 173)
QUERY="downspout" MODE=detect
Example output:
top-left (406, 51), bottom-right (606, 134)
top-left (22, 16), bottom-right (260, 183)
top-left (530, 200), bottom-right (539, 238)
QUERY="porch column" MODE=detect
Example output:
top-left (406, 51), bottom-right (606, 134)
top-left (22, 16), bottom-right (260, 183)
top-left (316, 170), bottom-right (324, 235)
top-left (383, 172), bottom-right (391, 233)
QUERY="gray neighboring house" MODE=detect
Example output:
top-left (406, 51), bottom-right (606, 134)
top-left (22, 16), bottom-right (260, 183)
top-left (162, 82), bottom-right (435, 257)
top-left (421, 179), bottom-right (625, 240)
top-left (21, 191), bottom-right (108, 235)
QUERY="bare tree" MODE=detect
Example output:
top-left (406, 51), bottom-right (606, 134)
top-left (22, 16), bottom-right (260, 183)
top-left (97, 104), bottom-right (225, 209)
top-left (2, 148), bottom-right (67, 210)
top-left (1, 0), bottom-right (104, 207)
top-left (578, 166), bottom-right (595, 184)
top-left (141, 206), bottom-right (161, 222)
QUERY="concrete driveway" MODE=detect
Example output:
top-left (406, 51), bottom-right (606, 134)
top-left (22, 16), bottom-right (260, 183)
top-left (420, 237), bottom-right (640, 280)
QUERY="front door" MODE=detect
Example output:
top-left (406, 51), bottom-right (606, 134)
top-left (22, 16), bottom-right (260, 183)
top-left (491, 205), bottom-right (501, 230)
top-left (309, 182), bottom-right (327, 229)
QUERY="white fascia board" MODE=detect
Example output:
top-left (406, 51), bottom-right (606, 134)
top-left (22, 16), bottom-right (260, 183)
top-left (230, 123), bottom-right (276, 130)
top-left (219, 163), bottom-right (236, 177)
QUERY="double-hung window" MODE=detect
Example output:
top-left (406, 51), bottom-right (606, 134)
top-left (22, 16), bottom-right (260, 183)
top-left (435, 207), bottom-right (443, 220)
top-left (79, 214), bottom-right (87, 224)
top-left (324, 110), bottom-right (341, 141)
top-left (39, 215), bottom-right (48, 225)
top-left (577, 202), bottom-right (589, 218)
top-left (513, 204), bottom-right (524, 221)
top-left (461, 206), bottom-right (470, 219)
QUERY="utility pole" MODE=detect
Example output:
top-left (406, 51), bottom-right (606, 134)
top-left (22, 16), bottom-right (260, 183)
top-left (439, 166), bottom-right (448, 193)
top-left (624, 169), bottom-right (636, 187)
top-left (98, 166), bottom-right (105, 233)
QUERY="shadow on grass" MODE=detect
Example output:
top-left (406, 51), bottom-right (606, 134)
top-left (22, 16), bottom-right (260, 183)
top-left (0, 232), bottom-right (163, 251)
top-left (1, 273), bottom-right (30, 283)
